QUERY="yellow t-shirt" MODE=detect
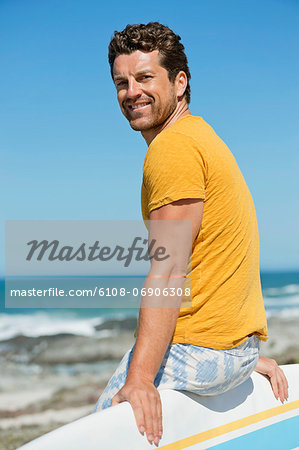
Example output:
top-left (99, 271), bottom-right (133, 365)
top-left (141, 115), bottom-right (268, 349)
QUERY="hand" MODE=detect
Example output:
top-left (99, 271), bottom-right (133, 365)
top-left (254, 356), bottom-right (289, 402)
top-left (111, 375), bottom-right (163, 446)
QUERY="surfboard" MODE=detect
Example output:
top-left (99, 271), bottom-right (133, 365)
top-left (18, 364), bottom-right (299, 449)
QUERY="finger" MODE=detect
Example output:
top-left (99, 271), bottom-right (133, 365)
top-left (277, 370), bottom-right (286, 402)
top-left (111, 389), bottom-right (128, 406)
top-left (154, 396), bottom-right (163, 445)
top-left (276, 369), bottom-right (288, 402)
top-left (130, 398), bottom-right (146, 436)
top-left (152, 397), bottom-right (161, 445)
top-left (269, 373), bottom-right (279, 399)
top-left (141, 396), bottom-right (155, 444)
top-left (280, 370), bottom-right (288, 401)
top-left (111, 393), bottom-right (120, 407)
top-left (277, 368), bottom-right (288, 402)
top-left (278, 368), bottom-right (289, 400)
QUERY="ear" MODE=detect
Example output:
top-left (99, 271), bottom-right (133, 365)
top-left (175, 71), bottom-right (188, 98)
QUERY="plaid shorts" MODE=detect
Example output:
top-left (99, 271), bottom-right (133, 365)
top-left (94, 335), bottom-right (260, 412)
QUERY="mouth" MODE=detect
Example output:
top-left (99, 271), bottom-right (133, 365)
top-left (127, 101), bottom-right (151, 112)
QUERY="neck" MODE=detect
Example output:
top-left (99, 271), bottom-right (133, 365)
top-left (141, 102), bottom-right (191, 146)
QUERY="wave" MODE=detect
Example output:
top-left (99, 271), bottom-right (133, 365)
top-left (264, 294), bottom-right (299, 307)
top-left (0, 309), bottom-right (138, 341)
top-left (263, 284), bottom-right (299, 297)
top-left (0, 312), bottom-right (104, 341)
top-left (266, 307), bottom-right (299, 319)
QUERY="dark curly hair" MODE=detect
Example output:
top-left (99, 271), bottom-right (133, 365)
top-left (108, 22), bottom-right (191, 104)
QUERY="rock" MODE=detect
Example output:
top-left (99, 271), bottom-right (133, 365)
top-left (259, 317), bottom-right (299, 364)
top-left (94, 317), bottom-right (137, 332)
top-left (31, 332), bottom-right (135, 365)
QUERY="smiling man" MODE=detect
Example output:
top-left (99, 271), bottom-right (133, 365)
top-left (94, 22), bottom-right (288, 446)
top-left (113, 49), bottom-right (187, 139)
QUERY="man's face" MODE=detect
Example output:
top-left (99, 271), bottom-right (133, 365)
top-left (113, 50), bottom-right (178, 132)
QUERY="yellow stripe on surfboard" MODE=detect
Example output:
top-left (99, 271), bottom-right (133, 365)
top-left (159, 400), bottom-right (299, 450)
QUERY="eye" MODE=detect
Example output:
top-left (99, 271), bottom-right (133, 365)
top-left (116, 80), bottom-right (127, 88)
top-left (139, 75), bottom-right (152, 82)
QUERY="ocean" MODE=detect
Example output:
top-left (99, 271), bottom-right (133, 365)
top-left (0, 271), bottom-right (299, 341)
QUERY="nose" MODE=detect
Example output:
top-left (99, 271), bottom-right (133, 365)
top-left (127, 78), bottom-right (142, 99)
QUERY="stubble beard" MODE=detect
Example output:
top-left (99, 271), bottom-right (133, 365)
top-left (126, 92), bottom-right (178, 132)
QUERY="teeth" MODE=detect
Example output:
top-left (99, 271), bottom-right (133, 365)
top-left (130, 103), bottom-right (149, 110)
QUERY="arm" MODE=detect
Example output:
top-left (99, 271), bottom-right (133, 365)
top-left (111, 198), bottom-right (204, 446)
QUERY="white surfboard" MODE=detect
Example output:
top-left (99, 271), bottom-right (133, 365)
top-left (18, 364), bottom-right (299, 449)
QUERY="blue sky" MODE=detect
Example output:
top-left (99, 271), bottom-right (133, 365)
top-left (1, 0), bottom-right (298, 272)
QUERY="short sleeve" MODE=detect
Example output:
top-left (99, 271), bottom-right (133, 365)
top-left (143, 131), bottom-right (207, 213)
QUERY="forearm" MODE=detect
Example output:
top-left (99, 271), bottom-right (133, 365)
top-left (128, 306), bottom-right (180, 382)
top-left (127, 273), bottom-right (184, 382)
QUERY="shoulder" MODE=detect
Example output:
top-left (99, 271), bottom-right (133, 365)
top-left (144, 132), bottom-right (207, 177)
top-left (146, 115), bottom-right (215, 157)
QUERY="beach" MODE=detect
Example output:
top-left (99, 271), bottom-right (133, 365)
top-left (0, 317), bottom-right (299, 449)
top-left (0, 316), bottom-right (137, 450)
top-left (1, 271), bottom-right (299, 449)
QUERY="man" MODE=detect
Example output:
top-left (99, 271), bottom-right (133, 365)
top-left (95, 22), bottom-right (288, 446)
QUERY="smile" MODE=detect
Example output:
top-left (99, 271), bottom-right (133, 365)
top-left (128, 102), bottom-right (151, 111)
